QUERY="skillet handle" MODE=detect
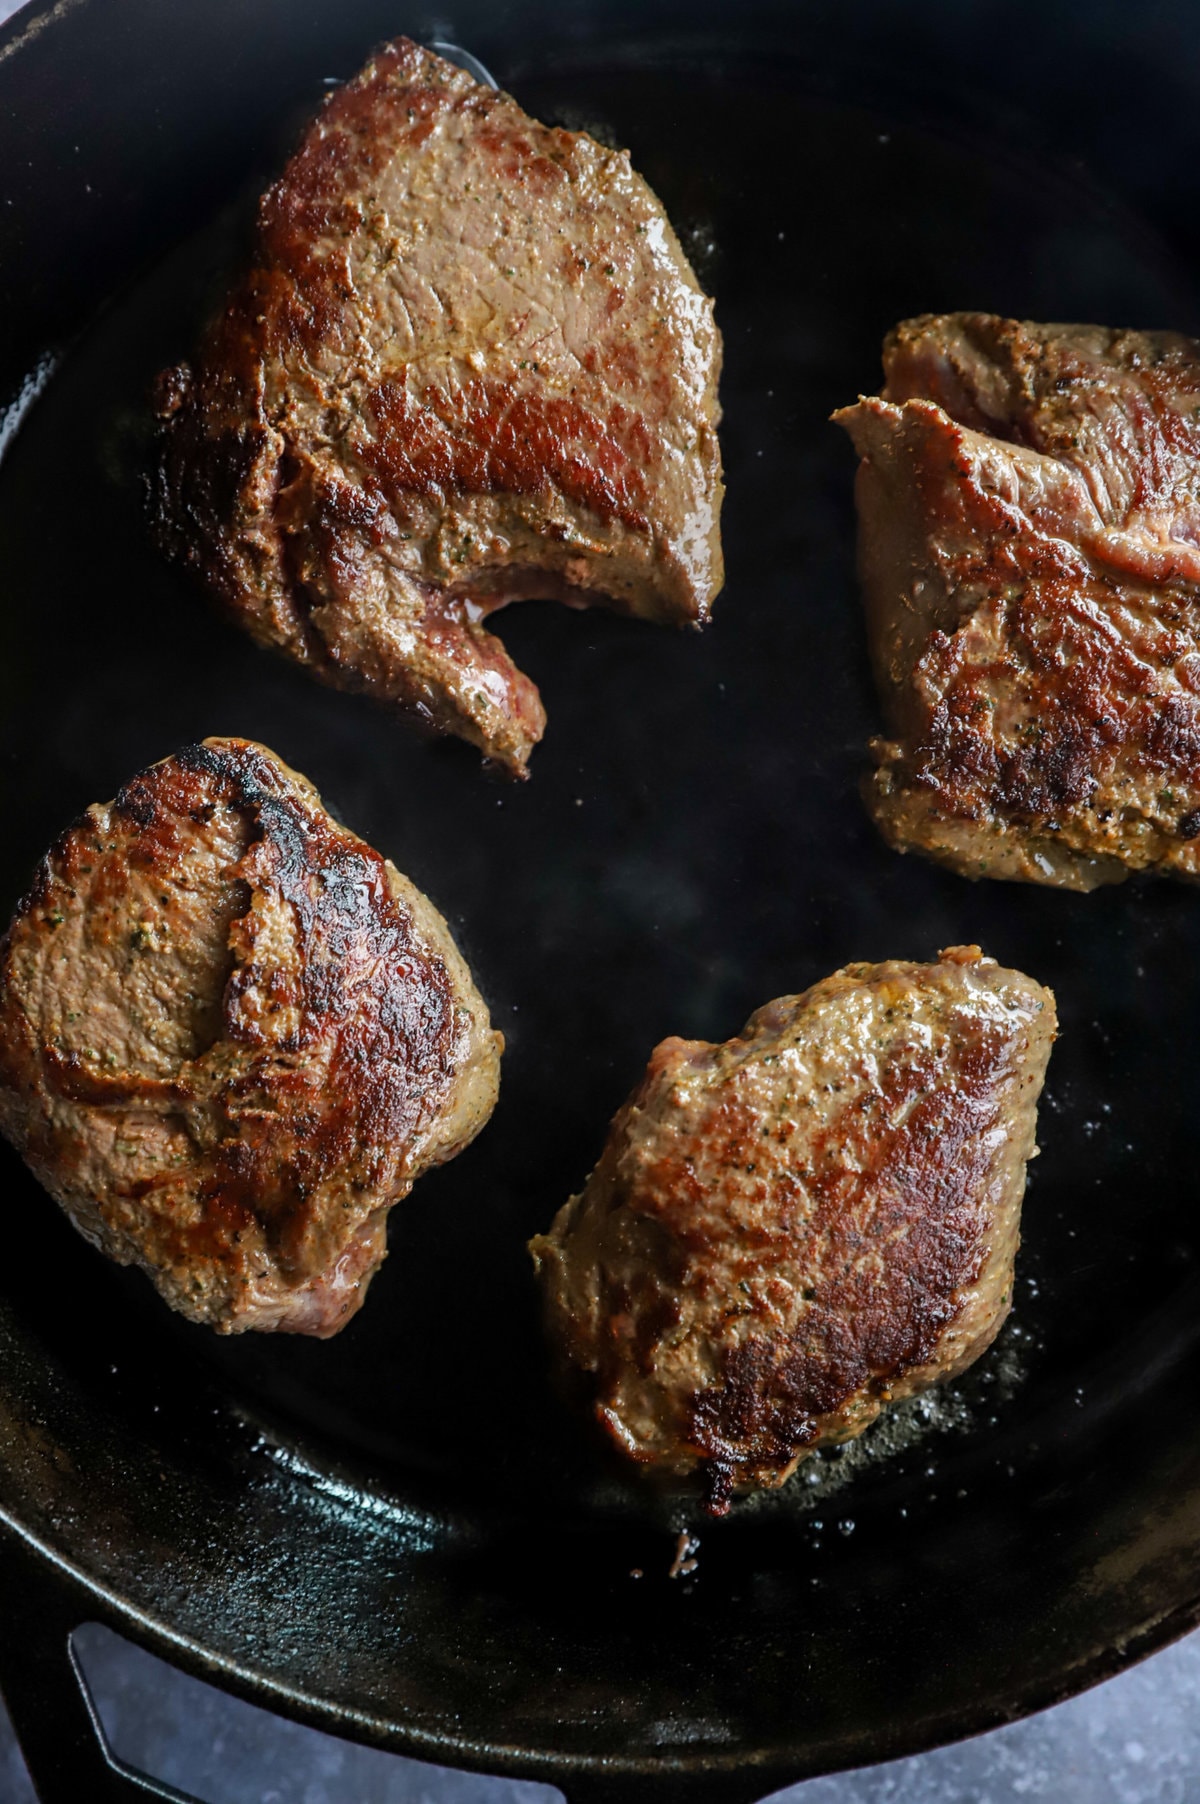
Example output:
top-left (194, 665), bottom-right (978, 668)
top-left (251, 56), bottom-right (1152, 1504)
top-left (0, 1526), bottom-right (785, 1804)
top-left (0, 1525), bottom-right (198, 1804)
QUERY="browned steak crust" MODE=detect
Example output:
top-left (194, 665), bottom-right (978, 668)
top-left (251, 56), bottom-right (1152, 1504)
top-left (530, 947), bottom-right (1054, 1513)
top-left (0, 738), bottom-right (500, 1334)
top-left (153, 39), bottom-right (724, 776)
top-left (835, 313), bottom-right (1200, 888)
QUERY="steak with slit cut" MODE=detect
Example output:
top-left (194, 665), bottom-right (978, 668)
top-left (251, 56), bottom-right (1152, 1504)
top-left (152, 39), bottom-right (724, 776)
top-left (834, 313), bottom-right (1200, 889)
top-left (530, 946), bottom-right (1054, 1514)
top-left (0, 738), bottom-right (501, 1334)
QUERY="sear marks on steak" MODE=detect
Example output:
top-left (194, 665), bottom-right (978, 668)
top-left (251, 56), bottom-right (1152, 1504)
top-left (834, 313), bottom-right (1200, 889)
top-left (152, 39), bottom-right (724, 777)
top-left (0, 738), bottom-right (501, 1334)
top-left (530, 946), bottom-right (1054, 1514)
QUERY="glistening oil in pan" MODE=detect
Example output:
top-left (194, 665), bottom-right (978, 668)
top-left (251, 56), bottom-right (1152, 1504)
top-left (1, 46), bottom-right (1199, 1555)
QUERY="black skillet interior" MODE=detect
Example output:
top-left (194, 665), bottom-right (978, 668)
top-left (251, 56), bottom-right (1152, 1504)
top-left (4, 2), bottom-right (1200, 1799)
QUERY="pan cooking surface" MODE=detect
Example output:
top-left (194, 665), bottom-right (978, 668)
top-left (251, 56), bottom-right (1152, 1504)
top-left (4, 37), bottom-right (1200, 1793)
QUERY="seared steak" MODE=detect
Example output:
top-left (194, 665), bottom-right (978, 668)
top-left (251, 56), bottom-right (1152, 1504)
top-left (0, 738), bottom-right (500, 1334)
top-left (531, 947), bottom-right (1054, 1512)
top-left (153, 39), bottom-right (724, 776)
top-left (835, 313), bottom-right (1200, 888)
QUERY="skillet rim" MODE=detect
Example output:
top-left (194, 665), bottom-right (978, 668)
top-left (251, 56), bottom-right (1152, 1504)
top-left (4, 0), bottom-right (1200, 1797)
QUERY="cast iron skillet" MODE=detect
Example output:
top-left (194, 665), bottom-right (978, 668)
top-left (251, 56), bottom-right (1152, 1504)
top-left (4, 1), bottom-right (1200, 1799)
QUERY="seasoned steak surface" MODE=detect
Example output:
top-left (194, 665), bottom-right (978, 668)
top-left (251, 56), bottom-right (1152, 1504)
top-left (835, 313), bottom-right (1200, 888)
top-left (0, 738), bottom-right (500, 1334)
top-left (154, 39), bottom-right (724, 775)
top-left (531, 947), bottom-right (1054, 1513)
